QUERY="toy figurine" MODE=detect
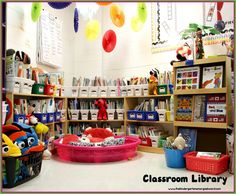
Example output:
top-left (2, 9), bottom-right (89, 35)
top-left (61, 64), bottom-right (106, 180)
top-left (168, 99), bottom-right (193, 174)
top-left (222, 34), bottom-right (234, 58)
top-left (148, 69), bottom-right (159, 95)
top-left (170, 43), bottom-right (192, 65)
top-left (95, 99), bottom-right (108, 120)
top-left (195, 28), bottom-right (205, 59)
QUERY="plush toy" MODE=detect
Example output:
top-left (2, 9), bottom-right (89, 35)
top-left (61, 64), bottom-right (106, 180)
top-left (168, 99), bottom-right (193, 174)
top-left (60, 134), bottom-right (79, 144)
top-left (148, 69), bottom-right (159, 95)
top-left (95, 99), bottom-right (108, 120)
top-left (84, 127), bottom-right (114, 139)
top-left (2, 134), bottom-right (21, 157)
top-left (170, 43), bottom-right (192, 66)
top-left (222, 34), bottom-right (234, 58)
top-left (195, 28), bottom-right (205, 59)
top-left (165, 136), bottom-right (175, 149)
top-left (172, 133), bottom-right (188, 150)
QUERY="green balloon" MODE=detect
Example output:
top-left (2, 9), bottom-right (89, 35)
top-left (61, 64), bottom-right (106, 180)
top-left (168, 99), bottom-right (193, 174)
top-left (137, 3), bottom-right (147, 23)
top-left (31, 3), bottom-right (42, 22)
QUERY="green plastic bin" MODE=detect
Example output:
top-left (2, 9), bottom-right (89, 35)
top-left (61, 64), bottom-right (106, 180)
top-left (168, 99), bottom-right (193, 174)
top-left (32, 83), bottom-right (45, 95)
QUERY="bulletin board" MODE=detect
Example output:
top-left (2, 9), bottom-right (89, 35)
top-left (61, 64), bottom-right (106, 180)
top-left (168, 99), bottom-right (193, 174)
top-left (37, 10), bottom-right (63, 68)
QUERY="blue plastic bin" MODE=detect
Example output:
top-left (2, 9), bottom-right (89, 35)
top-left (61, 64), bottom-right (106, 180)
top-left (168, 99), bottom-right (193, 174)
top-left (127, 110), bottom-right (136, 120)
top-left (47, 112), bottom-right (54, 123)
top-left (145, 111), bottom-right (158, 121)
top-left (136, 111), bottom-right (146, 120)
top-left (34, 113), bottom-right (48, 124)
top-left (164, 148), bottom-right (189, 168)
top-left (54, 112), bottom-right (61, 122)
top-left (14, 114), bottom-right (26, 123)
top-left (169, 84), bottom-right (174, 94)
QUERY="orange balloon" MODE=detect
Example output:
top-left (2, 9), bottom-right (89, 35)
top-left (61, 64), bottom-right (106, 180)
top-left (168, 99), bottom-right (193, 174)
top-left (96, 2), bottom-right (112, 6)
top-left (110, 4), bottom-right (125, 27)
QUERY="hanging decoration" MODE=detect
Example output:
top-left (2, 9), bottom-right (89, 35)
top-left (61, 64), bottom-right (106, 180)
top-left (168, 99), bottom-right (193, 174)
top-left (85, 20), bottom-right (101, 41)
top-left (76, 3), bottom-right (99, 21)
top-left (131, 16), bottom-right (143, 32)
top-left (48, 2), bottom-right (72, 9)
top-left (214, 2), bottom-right (225, 32)
top-left (74, 8), bottom-right (79, 33)
top-left (137, 3), bottom-right (147, 23)
top-left (102, 30), bottom-right (117, 53)
top-left (31, 2), bottom-right (42, 22)
top-left (110, 4), bottom-right (125, 27)
top-left (96, 2), bottom-right (112, 6)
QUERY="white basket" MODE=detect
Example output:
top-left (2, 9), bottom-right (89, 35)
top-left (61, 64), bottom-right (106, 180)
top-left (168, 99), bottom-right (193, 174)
top-left (120, 86), bottom-right (127, 97)
top-left (116, 109), bottom-right (124, 120)
top-left (62, 86), bottom-right (79, 97)
top-left (90, 109), bottom-right (98, 120)
top-left (79, 86), bottom-right (89, 97)
top-left (107, 109), bottom-right (115, 120)
top-left (150, 136), bottom-right (158, 147)
top-left (99, 86), bottom-right (108, 97)
top-left (20, 78), bottom-right (35, 94)
top-left (142, 84), bottom-right (149, 96)
top-left (108, 86), bottom-right (117, 97)
top-left (156, 109), bottom-right (166, 122)
top-left (2, 101), bottom-right (8, 125)
top-left (6, 77), bottom-right (22, 93)
top-left (70, 109), bottom-right (80, 120)
top-left (80, 109), bottom-right (89, 120)
top-left (89, 86), bottom-right (98, 97)
top-left (134, 85), bottom-right (143, 96)
top-left (126, 85), bottom-right (135, 96)
top-left (59, 109), bottom-right (66, 120)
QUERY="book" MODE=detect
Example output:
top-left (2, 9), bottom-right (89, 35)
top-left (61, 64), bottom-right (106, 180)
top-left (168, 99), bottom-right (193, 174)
top-left (201, 65), bottom-right (223, 89)
top-left (179, 128), bottom-right (197, 151)
top-left (196, 152), bottom-right (221, 159)
top-left (193, 95), bottom-right (206, 122)
top-left (206, 94), bottom-right (226, 123)
top-left (176, 96), bottom-right (193, 121)
top-left (176, 66), bottom-right (200, 90)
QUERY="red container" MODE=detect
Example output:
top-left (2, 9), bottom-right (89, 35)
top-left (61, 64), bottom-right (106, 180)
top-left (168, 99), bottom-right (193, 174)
top-left (44, 84), bottom-right (54, 95)
top-left (184, 151), bottom-right (230, 175)
top-left (139, 136), bottom-right (152, 146)
top-left (54, 136), bottom-right (141, 163)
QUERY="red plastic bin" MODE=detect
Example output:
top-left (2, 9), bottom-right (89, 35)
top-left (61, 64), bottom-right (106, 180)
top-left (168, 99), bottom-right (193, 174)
top-left (44, 84), bottom-right (54, 95)
top-left (54, 136), bottom-right (141, 163)
top-left (184, 151), bottom-right (230, 175)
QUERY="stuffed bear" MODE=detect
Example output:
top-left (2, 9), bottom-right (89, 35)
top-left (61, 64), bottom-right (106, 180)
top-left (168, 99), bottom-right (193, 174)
top-left (172, 133), bottom-right (188, 150)
top-left (95, 99), bottom-right (108, 120)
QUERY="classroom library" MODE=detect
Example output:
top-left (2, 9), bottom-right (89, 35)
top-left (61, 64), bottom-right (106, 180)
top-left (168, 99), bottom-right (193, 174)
top-left (1, 1), bottom-right (235, 193)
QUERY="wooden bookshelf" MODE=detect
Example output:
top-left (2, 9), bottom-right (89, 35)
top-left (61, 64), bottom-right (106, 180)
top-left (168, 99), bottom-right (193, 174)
top-left (174, 88), bottom-right (227, 95)
top-left (125, 94), bottom-right (172, 98)
top-left (126, 120), bottom-right (173, 124)
top-left (68, 120), bottom-right (124, 122)
top-left (174, 121), bottom-right (228, 129)
top-left (138, 145), bottom-right (164, 154)
top-left (67, 96), bottom-right (124, 99)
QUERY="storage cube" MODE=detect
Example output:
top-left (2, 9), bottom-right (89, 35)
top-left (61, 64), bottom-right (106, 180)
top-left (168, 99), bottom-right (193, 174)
top-left (32, 83), bottom-right (45, 95)
top-left (80, 109), bottom-right (89, 120)
top-left (89, 86), bottom-right (98, 97)
top-left (79, 86), bottom-right (89, 97)
top-left (126, 85), bottom-right (135, 96)
top-left (20, 78), bottom-right (35, 94)
top-left (13, 114), bottom-right (26, 123)
top-left (120, 86), bottom-right (127, 97)
top-left (157, 84), bottom-right (168, 95)
top-left (90, 109), bottom-right (98, 120)
top-left (108, 86), bottom-right (117, 97)
top-left (142, 84), bottom-right (149, 96)
top-left (99, 86), bottom-right (108, 97)
top-left (116, 109), bottom-right (124, 120)
top-left (6, 77), bottom-right (22, 93)
top-left (33, 113), bottom-right (48, 123)
top-left (107, 109), bottom-right (115, 120)
top-left (70, 110), bottom-right (79, 120)
top-left (134, 85), bottom-right (143, 96)
top-left (47, 112), bottom-right (54, 123)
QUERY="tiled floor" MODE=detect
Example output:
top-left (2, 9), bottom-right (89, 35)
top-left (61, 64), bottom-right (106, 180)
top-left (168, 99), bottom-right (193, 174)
top-left (3, 152), bottom-right (234, 192)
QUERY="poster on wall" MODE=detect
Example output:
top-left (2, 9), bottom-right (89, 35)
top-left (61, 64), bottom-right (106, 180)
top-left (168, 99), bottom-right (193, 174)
top-left (37, 10), bottom-right (63, 68)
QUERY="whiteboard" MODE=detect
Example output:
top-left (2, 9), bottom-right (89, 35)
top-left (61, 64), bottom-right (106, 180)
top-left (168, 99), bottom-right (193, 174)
top-left (37, 10), bottom-right (63, 68)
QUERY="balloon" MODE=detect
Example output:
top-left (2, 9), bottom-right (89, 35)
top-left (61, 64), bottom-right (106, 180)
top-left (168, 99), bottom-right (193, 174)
top-left (31, 2), bottom-right (42, 22)
top-left (74, 8), bottom-right (79, 33)
top-left (137, 3), bottom-right (147, 23)
top-left (110, 4), bottom-right (125, 27)
top-left (96, 2), bottom-right (112, 6)
top-left (131, 16), bottom-right (143, 32)
top-left (85, 20), bottom-right (101, 41)
top-left (102, 30), bottom-right (117, 53)
top-left (214, 20), bottom-right (225, 32)
top-left (48, 2), bottom-right (72, 9)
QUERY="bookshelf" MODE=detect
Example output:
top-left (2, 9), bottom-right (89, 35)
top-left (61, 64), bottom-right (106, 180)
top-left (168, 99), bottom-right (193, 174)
top-left (173, 56), bottom-right (232, 153)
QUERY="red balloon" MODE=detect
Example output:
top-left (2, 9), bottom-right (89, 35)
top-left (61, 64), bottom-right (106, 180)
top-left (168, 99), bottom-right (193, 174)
top-left (102, 30), bottom-right (117, 53)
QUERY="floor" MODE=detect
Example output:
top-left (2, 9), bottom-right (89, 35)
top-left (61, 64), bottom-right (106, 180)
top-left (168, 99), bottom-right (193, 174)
top-left (3, 152), bottom-right (234, 192)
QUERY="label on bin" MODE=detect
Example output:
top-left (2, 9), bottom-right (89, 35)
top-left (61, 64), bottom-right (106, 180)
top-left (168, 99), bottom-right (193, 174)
top-left (39, 87), bottom-right (44, 93)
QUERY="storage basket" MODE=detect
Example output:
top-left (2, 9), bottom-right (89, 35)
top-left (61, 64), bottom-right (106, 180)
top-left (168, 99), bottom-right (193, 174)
top-left (33, 113), bottom-right (48, 123)
top-left (32, 83), bottom-right (45, 95)
top-left (54, 111), bottom-right (61, 122)
top-left (14, 114), bottom-right (26, 123)
top-left (145, 111), bottom-right (158, 121)
top-left (184, 151), bottom-right (230, 175)
top-left (164, 148), bottom-right (189, 168)
top-left (127, 110), bottom-right (136, 120)
top-left (157, 84), bottom-right (168, 95)
top-left (47, 112), bottom-right (54, 123)
top-left (44, 84), bottom-right (54, 95)
top-left (2, 151), bottom-right (43, 188)
top-left (54, 136), bottom-right (141, 163)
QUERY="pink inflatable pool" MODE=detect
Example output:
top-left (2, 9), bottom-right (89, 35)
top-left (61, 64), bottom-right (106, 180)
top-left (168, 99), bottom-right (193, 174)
top-left (54, 136), bottom-right (141, 163)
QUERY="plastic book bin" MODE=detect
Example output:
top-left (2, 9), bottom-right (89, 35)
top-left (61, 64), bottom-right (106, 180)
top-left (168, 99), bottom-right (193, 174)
top-left (44, 84), bottom-right (54, 95)
top-left (47, 112), bottom-right (54, 123)
top-left (13, 114), bottom-right (26, 123)
top-left (32, 83), bottom-right (45, 95)
top-left (2, 101), bottom-right (8, 125)
top-left (164, 148), bottom-right (189, 168)
top-left (145, 111), bottom-right (158, 121)
top-left (34, 113), bottom-right (48, 123)
top-left (184, 151), bottom-right (230, 175)
top-left (54, 136), bottom-right (141, 163)
top-left (3, 151), bottom-right (43, 188)
top-left (54, 112), bottom-right (61, 122)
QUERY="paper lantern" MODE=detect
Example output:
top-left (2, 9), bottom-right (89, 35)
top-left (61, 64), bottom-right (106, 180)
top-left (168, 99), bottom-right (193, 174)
top-left (48, 2), bottom-right (72, 9)
top-left (85, 20), bottom-right (101, 41)
top-left (102, 30), bottom-right (117, 53)
top-left (131, 16), bottom-right (143, 32)
top-left (74, 8), bottom-right (79, 33)
top-left (110, 4), bottom-right (125, 27)
top-left (96, 2), bottom-right (112, 6)
top-left (137, 3), bottom-right (147, 23)
top-left (76, 3), bottom-right (99, 21)
top-left (31, 2), bottom-right (42, 22)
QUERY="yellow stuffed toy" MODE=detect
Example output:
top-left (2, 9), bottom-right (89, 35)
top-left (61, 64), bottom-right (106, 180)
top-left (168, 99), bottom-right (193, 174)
top-left (2, 134), bottom-right (21, 157)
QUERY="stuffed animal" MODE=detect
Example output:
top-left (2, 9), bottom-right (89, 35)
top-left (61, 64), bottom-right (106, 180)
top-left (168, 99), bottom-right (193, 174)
top-left (60, 134), bottom-right (79, 144)
top-left (172, 133), bottom-right (188, 150)
top-left (95, 99), bottom-right (108, 120)
top-left (2, 134), bottom-right (21, 157)
top-left (170, 43), bottom-right (192, 65)
top-left (165, 136), bottom-right (175, 149)
top-left (148, 69), bottom-right (159, 95)
top-left (195, 28), bottom-right (205, 59)
top-left (84, 127), bottom-right (114, 139)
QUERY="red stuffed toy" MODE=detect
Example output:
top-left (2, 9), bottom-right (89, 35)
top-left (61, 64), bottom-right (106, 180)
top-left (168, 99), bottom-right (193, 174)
top-left (84, 127), bottom-right (114, 139)
top-left (95, 99), bottom-right (108, 120)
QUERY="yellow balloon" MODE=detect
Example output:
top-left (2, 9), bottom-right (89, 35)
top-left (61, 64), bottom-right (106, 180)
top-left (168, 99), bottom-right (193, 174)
top-left (85, 20), bottom-right (101, 41)
top-left (131, 16), bottom-right (143, 32)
